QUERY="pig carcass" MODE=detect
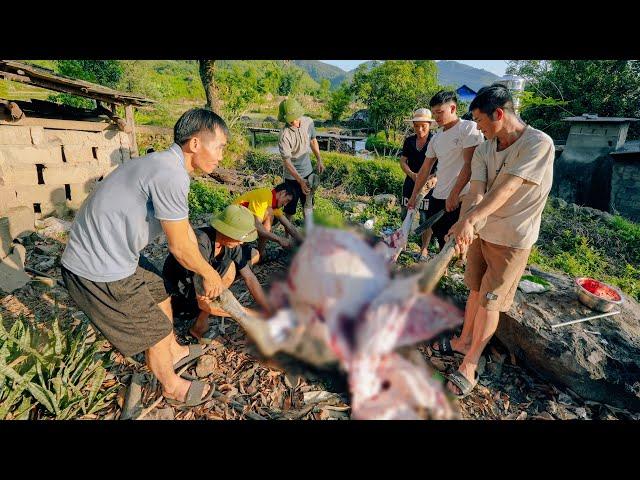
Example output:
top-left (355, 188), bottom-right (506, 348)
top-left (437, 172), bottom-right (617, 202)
top-left (197, 221), bottom-right (463, 420)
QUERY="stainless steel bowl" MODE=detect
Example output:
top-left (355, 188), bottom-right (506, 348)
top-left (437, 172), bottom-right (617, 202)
top-left (575, 277), bottom-right (623, 313)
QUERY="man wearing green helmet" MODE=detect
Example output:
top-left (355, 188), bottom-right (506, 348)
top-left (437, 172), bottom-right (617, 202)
top-left (163, 204), bottom-right (272, 340)
top-left (277, 98), bottom-right (325, 221)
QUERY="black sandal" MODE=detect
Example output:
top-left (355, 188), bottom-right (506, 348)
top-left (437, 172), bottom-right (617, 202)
top-left (446, 371), bottom-right (479, 399)
top-left (431, 335), bottom-right (464, 358)
top-left (173, 344), bottom-right (212, 371)
top-left (165, 380), bottom-right (215, 409)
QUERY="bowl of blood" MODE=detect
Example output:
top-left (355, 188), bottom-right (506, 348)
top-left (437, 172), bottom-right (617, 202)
top-left (575, 277), bottom-right (623, 312)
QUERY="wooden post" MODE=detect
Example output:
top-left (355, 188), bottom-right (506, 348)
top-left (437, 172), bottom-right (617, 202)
top-left (252, 130), bottom-right (256, 148)
top-left (124, 104), bottom-right (139, 158)
top-left (352, 140), bottom-right (356, 151)
top-left (327, 138), bottom-right (331, 152)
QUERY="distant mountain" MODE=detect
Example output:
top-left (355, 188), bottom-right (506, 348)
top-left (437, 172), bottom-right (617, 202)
top-left (436, 61), bottom-right (501, 92)
top-left (293, 60), bottom-right (345, 89)
top-left (294, 60), bottom-right (501, 92)
top-left (292, 60), bottom-right (381, 89)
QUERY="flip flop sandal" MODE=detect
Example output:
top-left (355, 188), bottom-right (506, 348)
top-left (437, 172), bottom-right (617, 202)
top-left (173, 344), bottom-right (212, 371)
top-left (431, 335), bottom-right (465, 359)
top-left (165, 380), bottom-right (215, 409)
top-left (446, 370), bottom-right (479, 399)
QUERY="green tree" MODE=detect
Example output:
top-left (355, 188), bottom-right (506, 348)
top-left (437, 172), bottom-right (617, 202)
top-left (215, 65), bottom-right (260, 126)
top-left (506, 60), bottom-right (640, 140)
top-left (53, 60), bottom-right (123, 108)
top-left (351, 60), bottom-right (440, 140)
top-left (198, 59), bottom-right (221, 113)
top-left (327, 84), bottom-right (352, 121)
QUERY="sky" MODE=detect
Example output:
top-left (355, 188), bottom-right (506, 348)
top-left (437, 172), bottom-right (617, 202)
top-left (321, 60), bottom-right (508, 77)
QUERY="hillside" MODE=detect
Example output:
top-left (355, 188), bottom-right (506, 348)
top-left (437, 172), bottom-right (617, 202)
top-left (295, 60), bottom-right (501, 92)
top-left (436, 60), bottom-right (501, 91)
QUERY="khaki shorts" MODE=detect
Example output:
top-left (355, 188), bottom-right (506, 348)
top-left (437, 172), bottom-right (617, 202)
top-left (463, 238), bottom-right (531, 312)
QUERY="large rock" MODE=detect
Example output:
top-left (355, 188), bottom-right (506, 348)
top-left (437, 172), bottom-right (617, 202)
top-left (495, 267), bottom-right (640, 411)
top-left (0, 243), bottom-right (30, 293)
top-left (0, 206), bottom-right (34, 259)
top-left (373, 194), bottom-right (397, 208)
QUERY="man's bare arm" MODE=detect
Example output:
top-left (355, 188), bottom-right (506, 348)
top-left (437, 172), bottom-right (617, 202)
top-left (407, 156), bottom-right (437, 208)
top-left (399, 155), bottom-right (415, 179)
top-left (310, 138), bottom-right (325, 173)
top-left (448, 175), bottom-right (524, 254)
top-left (276, 214), bottom-right (304, 242)
top-left (254, 216), bottom-right (290, 247)
top-left (446, 145), bottom-right (478, 212)
top-left (239, 265), bottom-right (273, 315)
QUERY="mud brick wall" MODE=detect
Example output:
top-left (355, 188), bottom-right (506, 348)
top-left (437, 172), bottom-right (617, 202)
top-left (0, 125), bottom-right (131, 218)
top-left (611, 157), bottom-right (640, 222)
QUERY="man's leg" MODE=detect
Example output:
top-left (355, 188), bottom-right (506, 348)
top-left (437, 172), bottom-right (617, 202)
top-left (446, 241), bottom-right (530, 395)
top-left (189, 263), bottom-right (236, 339)
top-left (449, 290), bottom-right (480, 354)
top-left (433, 237), bottom-right (485, 355)
top-left (157, 296), bottom-right (190, 365)
top-left (146, 331), bottom-right (209, 402)
top-left (447, 306), bottom-right (499, 396)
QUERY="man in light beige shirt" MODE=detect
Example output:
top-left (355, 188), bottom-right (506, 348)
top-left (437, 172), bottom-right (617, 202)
top-left (435, 84), bottom-right (555, 398)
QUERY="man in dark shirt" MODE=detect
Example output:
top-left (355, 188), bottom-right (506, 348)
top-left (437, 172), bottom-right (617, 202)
top-left (163, 205), bottom-right (272, 340)
top-left (399, 108), bottom-right (438, 258)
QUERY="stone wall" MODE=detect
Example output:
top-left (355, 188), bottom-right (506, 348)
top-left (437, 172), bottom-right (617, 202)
top-left (610, 157), bottom-right (640, 222)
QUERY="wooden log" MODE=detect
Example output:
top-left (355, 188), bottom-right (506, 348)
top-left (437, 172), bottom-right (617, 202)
top-left (124, 105), bottom-right (138, 158)
top-left (0, 113), bottom-right (114, 132)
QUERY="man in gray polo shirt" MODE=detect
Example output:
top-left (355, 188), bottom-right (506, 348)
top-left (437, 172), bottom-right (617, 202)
top-left (61, 108), bottom-right (229, 407)
top-left (277, 98), bottom-right (325, 221)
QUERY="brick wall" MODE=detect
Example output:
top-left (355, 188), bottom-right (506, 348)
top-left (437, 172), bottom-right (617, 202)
top-left (0, 125), bottom-right (131, 218)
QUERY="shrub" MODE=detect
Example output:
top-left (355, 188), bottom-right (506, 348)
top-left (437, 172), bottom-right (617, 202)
top-left (0, 316), bottom-right (117, 420)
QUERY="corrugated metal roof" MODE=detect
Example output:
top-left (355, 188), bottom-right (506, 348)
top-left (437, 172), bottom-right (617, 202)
top-left (611, 140), bottom-right (640, 155)
top-left (0, 60), bottom-right (154, 106)
top-left (563, 114), bottom-right (639, 123)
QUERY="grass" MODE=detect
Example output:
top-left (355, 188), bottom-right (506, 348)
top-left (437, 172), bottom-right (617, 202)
top-left (245, 149), bottom-right (405, 197)
top-left (188, 180), bottom-right (233, 220)
top-left (529, 199), bottom-right (640, 301)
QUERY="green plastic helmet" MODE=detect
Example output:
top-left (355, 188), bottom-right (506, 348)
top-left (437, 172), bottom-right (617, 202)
top-left (210, 205), bottom-right (258, 242)
top-left (278, 98), bottom-right (305, 124)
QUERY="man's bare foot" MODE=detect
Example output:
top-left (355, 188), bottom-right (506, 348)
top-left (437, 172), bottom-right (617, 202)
top-left (446, 361), bottom-right (477, 396)
top-left (163, 377), bottom-right (211, 403)
top-left (189, 323), bottom-right (209, 341)
top-left (188, 315), bottom-right (210, 341)
top-left (171, 344), bottom-right (190, 366)
top-left (431, 335), bottom-right (470, 355)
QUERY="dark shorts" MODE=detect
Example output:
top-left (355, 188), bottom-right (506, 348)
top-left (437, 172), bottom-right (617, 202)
top-left (425, 197), bottom-right (461, 249)
top-left (283, 173), bottom-right (314, 215)
top-left (400, 205), bottom-right (429, 226)
top-left (61, 255), bottom-right (171, 357)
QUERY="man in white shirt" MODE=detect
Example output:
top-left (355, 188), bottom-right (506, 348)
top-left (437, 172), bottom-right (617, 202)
top-left (408, 90), bottom-right (484, 250)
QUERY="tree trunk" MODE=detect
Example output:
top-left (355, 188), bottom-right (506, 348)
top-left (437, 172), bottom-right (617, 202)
top-left (198, 60), bottom-right (221, 114)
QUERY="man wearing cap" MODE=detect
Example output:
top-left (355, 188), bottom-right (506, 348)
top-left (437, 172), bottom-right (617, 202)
top-left (163, 205), bottom-right (273, 340)
top-left (277, 98), bottom-right (325, 222)
top-left (233, 182), bottom-right (303, 262)
top-left (61, 108), bottom-right (229, 407)
top-left (408, 90), bottom-right (484, 250)
top-left (399, 108), bottom-right (438, 259)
